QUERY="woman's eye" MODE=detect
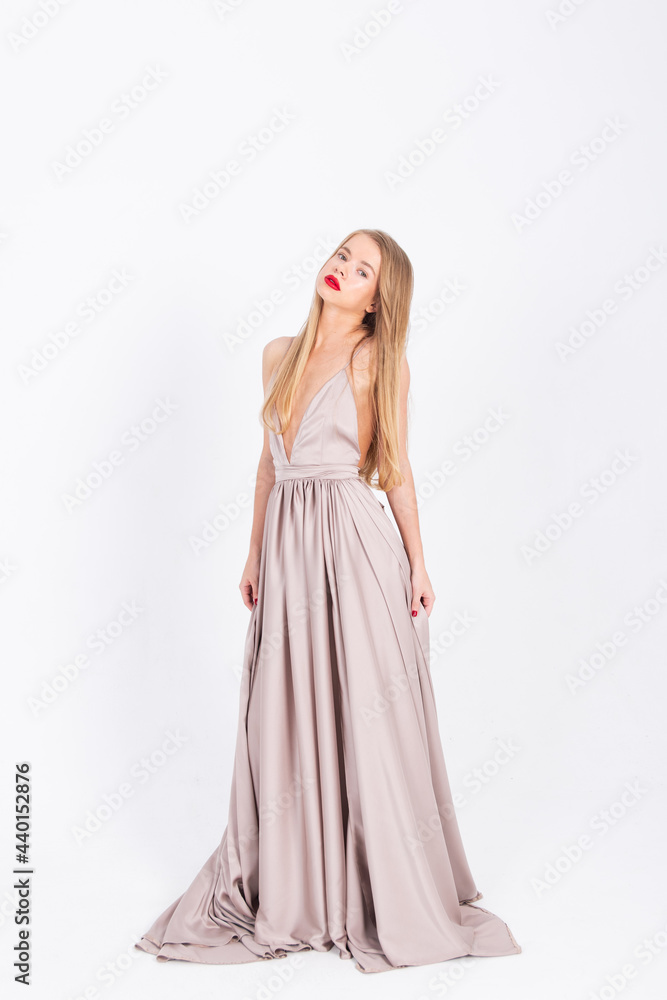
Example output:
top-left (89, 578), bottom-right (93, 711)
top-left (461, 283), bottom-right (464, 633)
top-left (336, 252), bottom-right (366, 277)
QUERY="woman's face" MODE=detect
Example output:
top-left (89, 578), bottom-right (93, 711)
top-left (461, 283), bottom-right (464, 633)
top-left (317, 233), bottom-right (381, 316)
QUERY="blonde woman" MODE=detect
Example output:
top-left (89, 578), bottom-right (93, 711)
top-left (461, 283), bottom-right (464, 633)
top-left (136, 229), bottom-right (521, 974)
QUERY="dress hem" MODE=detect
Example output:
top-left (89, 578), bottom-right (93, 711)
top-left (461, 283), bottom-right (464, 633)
top-left (134, 891), bottom-right (522, 974)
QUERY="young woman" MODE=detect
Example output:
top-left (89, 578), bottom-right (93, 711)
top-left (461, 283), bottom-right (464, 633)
top-left (135, 229), bottom-right (522, 974)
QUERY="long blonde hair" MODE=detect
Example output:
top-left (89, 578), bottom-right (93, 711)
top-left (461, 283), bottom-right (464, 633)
top-left (261, 228), bottom-right (414, 491)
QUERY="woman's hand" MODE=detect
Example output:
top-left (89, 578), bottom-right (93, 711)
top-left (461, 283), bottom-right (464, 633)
top-left (410, 565), bottom-right (435, 618)
top-left (239, 552), bottom-right (261, 610)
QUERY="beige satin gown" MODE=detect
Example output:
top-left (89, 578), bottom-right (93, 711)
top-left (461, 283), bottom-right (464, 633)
top-left (135, 344), bottom-right (522, 973)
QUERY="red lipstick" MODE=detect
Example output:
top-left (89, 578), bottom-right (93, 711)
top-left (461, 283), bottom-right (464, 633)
top-left (325, 274), bottom-right (340, 290)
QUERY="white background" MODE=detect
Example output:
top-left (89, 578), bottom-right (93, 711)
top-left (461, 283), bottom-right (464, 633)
top-left (2, 0), bottom-right (666, 998)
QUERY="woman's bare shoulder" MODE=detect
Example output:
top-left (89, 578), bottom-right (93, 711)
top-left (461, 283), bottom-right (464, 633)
top-left (262, 336), bottom-right (295, 387)
top-left (263, 335), bottom-right (294, 365)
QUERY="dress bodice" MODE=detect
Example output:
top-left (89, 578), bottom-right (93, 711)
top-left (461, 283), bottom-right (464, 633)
top-left (269, 356), bottom-right (362, 475)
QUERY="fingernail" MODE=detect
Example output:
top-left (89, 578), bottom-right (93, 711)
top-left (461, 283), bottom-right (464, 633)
top-left (412, 609), bottom-right (417, 616)
top-left (254, 598), bottom-right (258, 605)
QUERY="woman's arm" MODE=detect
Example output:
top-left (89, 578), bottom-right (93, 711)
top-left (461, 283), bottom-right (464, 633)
top-left (384, 355), bottom-right (436, 617)
top-left (239, 338), bottom-right (288, 610)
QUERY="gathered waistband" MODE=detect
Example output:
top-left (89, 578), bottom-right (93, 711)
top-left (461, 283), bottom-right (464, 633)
top-left (274, 463), bottom-right (361, 481)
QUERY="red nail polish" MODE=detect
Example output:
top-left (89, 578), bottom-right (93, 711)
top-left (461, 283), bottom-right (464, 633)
top-left (254, 598), bottom-right (258, 605)
top-left (412, 609), bottom-right (417, 616)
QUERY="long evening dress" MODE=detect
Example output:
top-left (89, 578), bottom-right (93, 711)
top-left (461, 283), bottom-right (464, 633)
top-left (135, 344), bottom-right (522, 973)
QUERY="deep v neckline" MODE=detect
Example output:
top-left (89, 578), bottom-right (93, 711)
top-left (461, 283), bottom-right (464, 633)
top-left (281, 345), bottom-right (363, 465)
